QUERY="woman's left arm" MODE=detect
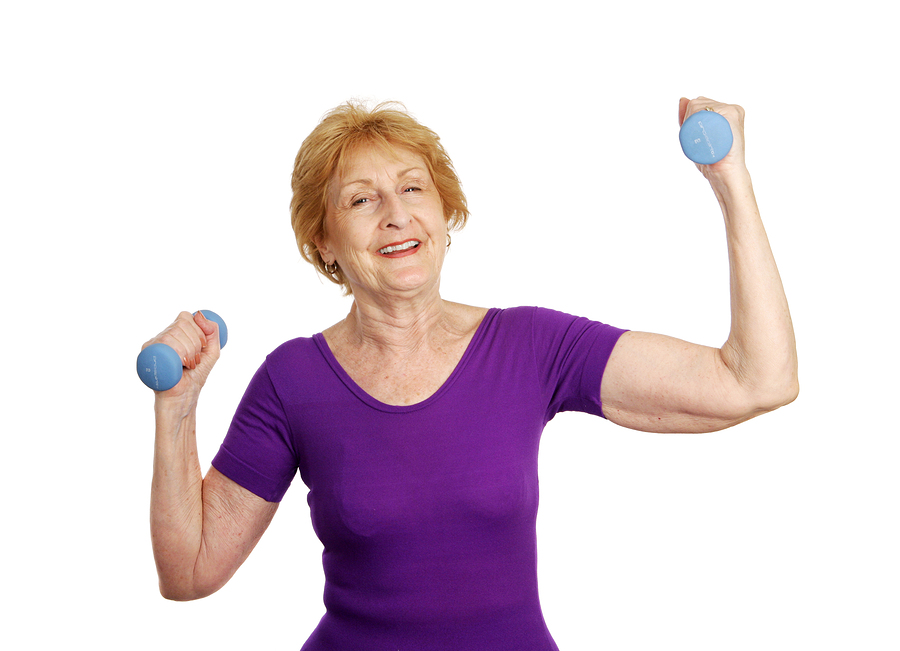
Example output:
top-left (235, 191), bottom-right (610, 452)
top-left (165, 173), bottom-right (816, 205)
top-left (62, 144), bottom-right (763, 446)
top-left (600, 97), bottom-right (798, 433)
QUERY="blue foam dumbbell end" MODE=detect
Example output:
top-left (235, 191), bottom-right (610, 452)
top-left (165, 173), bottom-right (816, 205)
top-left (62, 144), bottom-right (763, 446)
top-left (136, 343), bottom-right (184, 391)
top-left (679, 110), bottom-right (733, 165)
top-left (136, 310), bottom-right (227, 391)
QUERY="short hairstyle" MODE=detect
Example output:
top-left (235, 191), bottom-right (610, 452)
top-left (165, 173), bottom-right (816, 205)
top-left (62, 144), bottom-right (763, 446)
top-left (290, 101), bottom-right (469, 295)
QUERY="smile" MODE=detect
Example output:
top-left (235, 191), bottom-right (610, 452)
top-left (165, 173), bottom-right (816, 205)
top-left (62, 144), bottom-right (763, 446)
top-left (378, 240), bottom-right (420, 255)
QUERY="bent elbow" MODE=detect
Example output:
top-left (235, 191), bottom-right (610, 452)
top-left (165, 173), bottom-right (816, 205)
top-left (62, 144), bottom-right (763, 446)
top-left (158, 577), bottom-right (221, 602)
top-left (752, 374), bottom-right (800, 415)
top-left (770, 367), bottom-right (800, 410)
top-left (159, 582), bottom-right (201, 602)
top-left (713, 375), bottom-right (798, 430)
top-left (782, 377), bottom-right (800, 407)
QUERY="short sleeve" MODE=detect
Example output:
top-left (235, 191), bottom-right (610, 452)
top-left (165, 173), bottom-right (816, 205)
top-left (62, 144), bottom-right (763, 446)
top-left (211, 360), bottom-right (299, 502)
top-left (528, 307), bottom-right (628, 420)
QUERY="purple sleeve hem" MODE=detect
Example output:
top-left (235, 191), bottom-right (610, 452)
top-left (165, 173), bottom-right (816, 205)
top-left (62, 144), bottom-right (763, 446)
top-left (211, 445), bottom-right (290, 503)
top-left (587, 327), bottom-right (629, 419)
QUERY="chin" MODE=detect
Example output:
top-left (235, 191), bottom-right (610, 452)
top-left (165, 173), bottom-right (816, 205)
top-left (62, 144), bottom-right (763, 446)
top-left (386, 267), bottom-right (440, 294)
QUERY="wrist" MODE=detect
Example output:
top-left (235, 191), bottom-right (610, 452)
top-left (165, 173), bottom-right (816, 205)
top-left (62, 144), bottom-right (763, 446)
top-left (154, 393), bottom-right (199, 428)
top-left (709, 168), bottom-right (754, 206)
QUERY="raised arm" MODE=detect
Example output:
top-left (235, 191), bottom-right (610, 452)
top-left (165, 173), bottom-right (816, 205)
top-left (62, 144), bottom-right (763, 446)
top-left (600, 97), bottom-right (798, 433)
top-left (146, 311), bottom-right (278, 600)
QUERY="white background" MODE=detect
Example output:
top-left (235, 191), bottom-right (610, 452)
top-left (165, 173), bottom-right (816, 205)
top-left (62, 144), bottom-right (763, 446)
top-left (2, 1), bottom-right (897, 649)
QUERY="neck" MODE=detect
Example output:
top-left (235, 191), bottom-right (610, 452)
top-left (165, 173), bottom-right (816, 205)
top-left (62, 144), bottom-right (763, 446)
top-left (342, 285), bottom-right (449, 354)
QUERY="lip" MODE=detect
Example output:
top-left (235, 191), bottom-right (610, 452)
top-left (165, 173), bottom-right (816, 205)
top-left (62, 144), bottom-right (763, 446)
top-left (376, 238), bottom-right (422, 258)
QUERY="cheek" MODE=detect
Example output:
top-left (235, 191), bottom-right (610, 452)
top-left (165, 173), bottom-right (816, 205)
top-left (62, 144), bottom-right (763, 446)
top-left (323, 218), bottom-right (361, 257)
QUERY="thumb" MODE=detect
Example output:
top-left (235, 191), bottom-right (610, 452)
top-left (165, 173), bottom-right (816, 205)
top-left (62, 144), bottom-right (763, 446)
top-left (678, 97), bottom-right (689, 127)
top-left (193, 311), bottom-right (221, 353)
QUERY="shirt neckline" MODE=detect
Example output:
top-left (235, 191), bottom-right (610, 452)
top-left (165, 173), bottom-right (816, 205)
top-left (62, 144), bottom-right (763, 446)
top-left (312, 307), bottom-right (500, 413)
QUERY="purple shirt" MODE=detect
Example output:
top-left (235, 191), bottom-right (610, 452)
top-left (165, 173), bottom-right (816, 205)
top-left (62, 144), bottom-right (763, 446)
top-left (213, 306), bottom-right (627, 650)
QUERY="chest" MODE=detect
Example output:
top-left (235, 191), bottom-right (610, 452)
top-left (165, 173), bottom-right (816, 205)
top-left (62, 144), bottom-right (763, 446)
top-left (298, 383), bottom-right (546, 548)
top-left (329, 337), bottom-right (472, 406)
top-left (282, 336), bottom-right (550, 549)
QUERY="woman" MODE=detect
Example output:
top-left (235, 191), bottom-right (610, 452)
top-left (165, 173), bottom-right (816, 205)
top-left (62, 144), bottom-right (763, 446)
top-left (146, 97), bottom-right (798, 650)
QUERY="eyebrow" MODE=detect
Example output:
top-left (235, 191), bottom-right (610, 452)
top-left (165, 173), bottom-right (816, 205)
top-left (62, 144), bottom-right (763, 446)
top-left (338, 167), bottom-right (428, 193)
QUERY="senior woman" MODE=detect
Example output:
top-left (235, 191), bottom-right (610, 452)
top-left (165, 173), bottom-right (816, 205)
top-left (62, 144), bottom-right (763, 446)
top-left (147, 97), bottom-right (798, 650)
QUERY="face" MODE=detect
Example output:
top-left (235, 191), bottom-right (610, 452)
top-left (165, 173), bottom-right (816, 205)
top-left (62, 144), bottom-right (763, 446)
top-left (317, 145), bottom-right (447, 299)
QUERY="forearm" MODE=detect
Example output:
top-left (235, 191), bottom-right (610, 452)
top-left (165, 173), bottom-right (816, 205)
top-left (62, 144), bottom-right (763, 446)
top-left (150, 402), bottom-right (206, 600)
top-left (713, 171), bottom-right (799, 409)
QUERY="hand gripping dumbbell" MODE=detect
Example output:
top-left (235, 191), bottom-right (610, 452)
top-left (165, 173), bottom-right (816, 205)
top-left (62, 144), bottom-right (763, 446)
top-left (136, 310), bottom-right (228, 391)
top-left (679, 108), bottom-right (733, 165)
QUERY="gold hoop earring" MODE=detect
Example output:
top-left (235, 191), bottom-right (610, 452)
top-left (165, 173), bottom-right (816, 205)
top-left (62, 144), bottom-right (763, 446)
top-left (324, 261), bottom-right (338, 275)
top-left (446, 234), bottom-right (452, 249)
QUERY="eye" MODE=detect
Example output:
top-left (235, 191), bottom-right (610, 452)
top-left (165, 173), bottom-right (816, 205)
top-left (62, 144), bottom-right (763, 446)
top-left (348, 193), bottom-right (375, 207)
top-left (404, 186), bottom-right (422, 193)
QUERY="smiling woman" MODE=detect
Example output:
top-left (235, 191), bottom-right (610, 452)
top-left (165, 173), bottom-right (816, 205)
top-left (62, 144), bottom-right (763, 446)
top-left (314, 147), bottom-right (449, 301)
top-left (290, 101), bottom-right (469, 296)
top-left (143, 97), bottom-right (798, 651)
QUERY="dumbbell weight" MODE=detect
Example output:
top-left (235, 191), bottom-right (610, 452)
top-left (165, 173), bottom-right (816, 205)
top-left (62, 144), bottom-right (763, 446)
top-left (136, 310), bottom-right (228, 391)
top-left (679, 109), bottom-right (733, 165)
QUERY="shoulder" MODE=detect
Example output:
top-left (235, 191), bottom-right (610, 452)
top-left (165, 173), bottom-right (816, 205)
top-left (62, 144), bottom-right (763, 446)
top-left (266, 335), bottom-right (320, 360)
top-left (489, 305), bottom-right (585, 331)
top-left (439, 304), bottom-right (554, 342)
top-left (464, 306), bottom-right (585, 349)
top-left (260, 335), bottom-right (327, 381)
top-left (441, 301), bottom-right (490, 334)
top-left (498, 306), bottom-right (629, 357)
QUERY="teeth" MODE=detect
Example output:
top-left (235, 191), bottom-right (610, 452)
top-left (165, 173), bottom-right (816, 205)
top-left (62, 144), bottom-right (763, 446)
top-left (379, 241), bottom-right (419, 254)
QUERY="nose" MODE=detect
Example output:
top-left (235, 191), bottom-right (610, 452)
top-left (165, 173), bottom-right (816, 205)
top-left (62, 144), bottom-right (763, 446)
top-left (380, 192), bottom-right (411, 230)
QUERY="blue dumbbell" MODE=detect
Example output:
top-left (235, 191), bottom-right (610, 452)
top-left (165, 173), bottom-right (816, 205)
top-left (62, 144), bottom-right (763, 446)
top-left (679, 109), bottom-right (733, 165)
top-left (136, 310), bottom-right (228, 391)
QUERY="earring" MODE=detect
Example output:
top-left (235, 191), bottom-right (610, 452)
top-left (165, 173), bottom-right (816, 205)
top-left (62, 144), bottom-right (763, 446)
top-left (446, 234), bottom-right (452, 249)
top-left (324, 261), bottom-right (338, 275)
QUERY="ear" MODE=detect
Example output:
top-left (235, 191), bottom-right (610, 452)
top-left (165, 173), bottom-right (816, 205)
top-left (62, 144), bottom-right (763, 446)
top-left (312, 230), bottom-right (334, 264)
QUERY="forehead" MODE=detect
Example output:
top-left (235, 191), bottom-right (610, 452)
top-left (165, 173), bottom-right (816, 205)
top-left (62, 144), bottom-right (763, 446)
top-left (331, 143), bottom-right (430, 191)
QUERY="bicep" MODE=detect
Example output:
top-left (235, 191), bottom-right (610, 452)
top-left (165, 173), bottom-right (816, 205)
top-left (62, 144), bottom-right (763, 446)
top-left (600, 331), bottom-right (760, 433)
top-left (194, 466), bottom-right (279, 596)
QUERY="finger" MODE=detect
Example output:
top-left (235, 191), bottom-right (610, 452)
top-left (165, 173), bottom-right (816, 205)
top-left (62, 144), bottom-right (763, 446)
top-left (678, 97), bottom-right (689, 126)
top-left (193, 311), bottom-right (220, 349)
top-left (685, 96), bottom-right (725, 117)
top-left (691, 98), bottom-right (745, 137)
top-left (191, 311), bottom-right (222, 374)
top-left (170, 312), bottom-right (208, 368)
top-left (193, 311), bottom-right (223, 370)
top-left (682, 97), bottom-right (705, 127)
top-left (142, 312), bottom-right (206, 370)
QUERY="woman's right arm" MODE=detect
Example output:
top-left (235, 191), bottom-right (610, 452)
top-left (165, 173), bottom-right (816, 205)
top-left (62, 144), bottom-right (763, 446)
top-left (147, 311), bottom-right (278, 601)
